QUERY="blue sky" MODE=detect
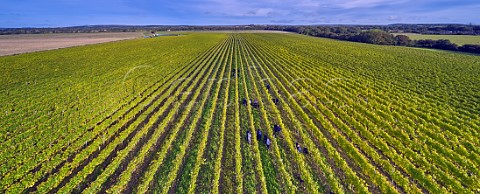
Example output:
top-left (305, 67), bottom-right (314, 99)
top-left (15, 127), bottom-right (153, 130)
top-left (1, 0), bottom-right (479, 27)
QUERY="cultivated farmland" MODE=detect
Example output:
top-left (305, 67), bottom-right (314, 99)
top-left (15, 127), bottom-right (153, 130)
top-left (393, 33), bottom-right (480, 45)
top-left (0, 32), bottom-right (142, 56)
top-left (0, 33), bottom-right (479, 194)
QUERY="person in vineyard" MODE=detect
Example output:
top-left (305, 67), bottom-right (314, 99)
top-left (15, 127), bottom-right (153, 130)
top-left (273, 97), bottom-right (279, 105)
top-left (257, 129), bottom-right (262, 141)
top-left (273, 124), bottom-right (281, 136)
top-left (266, 83), bottom-right (270, 90)
top-left (252, 99), bottom-right (259, 108)
top-left (294, 173), bottom-right (305, 183)
top-left (246, 130), bottom-right (252, 144)
top-left (265, 136), bottom-right (271, 149)
top-left (303, 147), bottom-right (309, 155)
top-left (296, 142), bottom-right (303, 153)
top-left (242, 98), bottom-right (247, 106)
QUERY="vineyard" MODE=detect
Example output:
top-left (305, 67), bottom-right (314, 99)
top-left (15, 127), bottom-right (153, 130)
top-left (1, 32), bottom-right (479, 193)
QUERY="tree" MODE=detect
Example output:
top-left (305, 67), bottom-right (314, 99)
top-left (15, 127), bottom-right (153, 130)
top-left (459, 44), bottom-right (480, 54)
top-left (395, 35), bottom-right (412, 46)
top-left (415, 39), bottom-right (436, 47)
top-left (350, 30), bottom-right (395, 45)
top-left (432, 39), bottom-right (458, 51)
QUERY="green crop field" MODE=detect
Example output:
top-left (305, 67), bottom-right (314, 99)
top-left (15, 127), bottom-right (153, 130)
top-left (1, 33), bottom-right (479, 194)
top-left (393, 33), bottom-right (480, 45)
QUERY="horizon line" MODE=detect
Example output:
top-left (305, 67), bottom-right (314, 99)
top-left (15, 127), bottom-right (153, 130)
top-left (1, 22), bottom-right (478, 29)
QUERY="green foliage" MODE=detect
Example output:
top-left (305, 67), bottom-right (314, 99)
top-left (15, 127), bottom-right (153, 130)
top-left (1, 32), bottom-right (478, 194)
top-left (352, 30), bottom-right (396, 45)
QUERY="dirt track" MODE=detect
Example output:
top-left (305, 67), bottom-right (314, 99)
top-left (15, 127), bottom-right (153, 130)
top-left (0, 32), bottom-right (143, 56)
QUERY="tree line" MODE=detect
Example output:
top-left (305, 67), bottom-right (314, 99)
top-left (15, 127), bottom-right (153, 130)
top-left (285, 26), bottom-right (480, 54)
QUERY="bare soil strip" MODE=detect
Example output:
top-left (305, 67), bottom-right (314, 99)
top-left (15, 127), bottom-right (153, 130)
top-left (0, 32), bottom-right (142, 56)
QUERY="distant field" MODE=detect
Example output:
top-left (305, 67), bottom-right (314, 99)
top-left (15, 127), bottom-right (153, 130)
top-left (393, 33), bottom-right (480, 45)
top-left (0, 32), bottom-right (142, 56)
top-left (158, 30), bottom-right (291, 34)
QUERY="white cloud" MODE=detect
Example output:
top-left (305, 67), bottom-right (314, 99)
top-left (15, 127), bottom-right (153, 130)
top-left (388, 15), bottom-right (399, 21)
top-left (334, 0), bottom-right (403, 9)
top-left (195, 0), bottom-right (288, 17)
top-left (185, 0), bottom-right (480, 24)
top-left (244, 8), bottom-right (275, 16)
